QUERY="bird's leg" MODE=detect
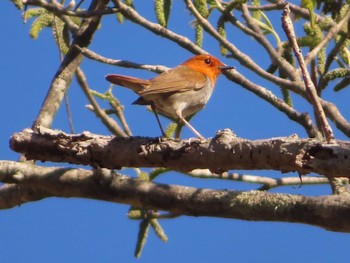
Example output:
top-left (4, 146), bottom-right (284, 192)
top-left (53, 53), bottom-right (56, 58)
top-left (151, 104), bottom-right (166, 137)
top-left (176, 111), bottom-right (205, 140)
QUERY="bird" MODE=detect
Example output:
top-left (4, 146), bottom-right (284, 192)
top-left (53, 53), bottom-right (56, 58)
top-left (105, 54), bottom-right (233, 140)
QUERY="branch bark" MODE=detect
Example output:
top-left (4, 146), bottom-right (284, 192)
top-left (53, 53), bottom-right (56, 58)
top-left (32, 0), bottom-right (109, 128)
top-left (10, 127), bottom-right (350, 177)
top-left (1, 160), bottom-right (350, 233)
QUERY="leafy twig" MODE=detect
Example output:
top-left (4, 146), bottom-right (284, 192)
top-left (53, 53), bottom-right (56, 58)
top-left (185, 0), bottom-right (305, 95)
top-left (304, 5), bottom-right (350, 66)
top-left (75, 67), bottom-right (127, 137)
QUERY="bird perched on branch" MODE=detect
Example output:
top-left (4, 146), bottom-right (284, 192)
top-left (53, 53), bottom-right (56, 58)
top-left (106, 54), bottom-right (233, 139)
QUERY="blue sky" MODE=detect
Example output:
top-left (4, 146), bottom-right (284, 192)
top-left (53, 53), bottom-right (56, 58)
top-left (1, 1), bottom-right (350, 262)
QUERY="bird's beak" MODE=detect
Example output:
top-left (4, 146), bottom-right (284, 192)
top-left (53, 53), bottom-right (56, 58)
top-left (219, 65), bottom-right (235, 71)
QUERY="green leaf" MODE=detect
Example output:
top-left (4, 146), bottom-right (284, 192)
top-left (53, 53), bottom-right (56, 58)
top-left (320, 68), bottom-right (350, 90)
top-left (339, 40), bottom-right (350, 67)
top-left (317, 47), bottom-right (326, 75)
top-left (281, 87), bottom-right (293, 107)
top-left (25, 8), bottom-right (46, 20)
top-left (116, 0), bottom-right (135, 23)
top-left (334, 76), bottom-right (350, 92)
top-left (195, 24), bottom-right (203, 47)
top-left (128, 207), bottom-right (143, 219)
top-left (137, 171), bottom-right (150, 181)
top-left (252, 0), bottom-right (261, 20)
top-left (217, 18), bottom-right (227, 56)
top-left (253, 11), bottom-right (281, 47)
top-left (134, 219), bottom-right (150, 258)
top-left (52, 17), bottom-right (70, 54)
top-left (116, 12), bottom-right (124, 24)
top-left (194, 0), bottom-right (209, 18)
top-left (29, 12), bottom-right (53, 39)
top-left (149, 167), bottom-right (169, 180)
top-left (11, 0), bottom-right (24, 10)
top-left (155, 0), bottom-right (172, 27)
top-left (150, 219), bottom-right (168, 242)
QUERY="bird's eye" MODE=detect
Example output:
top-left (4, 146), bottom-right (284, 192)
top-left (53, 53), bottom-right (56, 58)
top-left (204, 58), bottom-right (211, 65)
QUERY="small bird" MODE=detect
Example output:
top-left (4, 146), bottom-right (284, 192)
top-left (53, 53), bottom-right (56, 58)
top-left (105, 54), bottom-right (233, 139)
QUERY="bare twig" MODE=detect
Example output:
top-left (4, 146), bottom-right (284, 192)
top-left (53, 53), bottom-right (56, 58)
top-left (113, 0), bottom-right (204, 55)
top-left (225, 70), bottom-right (318, 137)
top-left (321, 99), bottom-right (350, 137)
top-left (75, 67), bottom-right (128, 137)
top-left (187, 169), bottom-right (329, 190)
top-left (77, 46), bottom-right (169, 73)
top-left (107, 93), bottom-right (133, 136)
top-left (247, 2), bottom-right (285, 11)
top-left (281, 4), bottom-right (335, 143)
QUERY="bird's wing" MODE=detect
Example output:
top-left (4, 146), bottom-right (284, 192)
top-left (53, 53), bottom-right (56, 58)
top-left (139, 65), bottom-right (207, 96)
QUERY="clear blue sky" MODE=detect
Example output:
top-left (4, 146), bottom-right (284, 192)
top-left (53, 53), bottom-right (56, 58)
top-left (1, 1), bottom-right (350, 262)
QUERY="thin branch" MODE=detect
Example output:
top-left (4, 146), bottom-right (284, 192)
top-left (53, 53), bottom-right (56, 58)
top-left (247, 2), bottom-right (285, 11)
top-left (113, 0), bottom-right (204, 55)
top-left (281, 4), bottom-right (335, 143)
top-left (225, 70), bottom-right (318, 137)
top-left (240, 3), bottom-right (299, 81)
top-left (184, 0), bottom-right (305, 94)
top-left (107, 93), bottom-right (133, 137)
top-left (214, 0), bottom-right (261, 38)
top-left (77, 46), bottom-right (169, 73)
top-left (75, 67), bottom-right (128, 137)
top-left (187, 169), bottom-right (329, 190)
top-left (24, 0), bottom-right (119, 17)
top-left (321, 99), bottom-right (350, 138)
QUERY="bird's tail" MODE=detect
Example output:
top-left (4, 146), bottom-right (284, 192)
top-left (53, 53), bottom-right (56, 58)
top-left (105, 74), bottom-right (149, 93)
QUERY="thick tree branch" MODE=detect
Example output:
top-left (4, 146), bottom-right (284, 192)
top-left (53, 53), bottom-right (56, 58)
top-left (33, 0), bottom-right (109, 128)
top-left (0, 160), bottom-right (350, 233)
top-left (10, 127), bottom-right (350, 177)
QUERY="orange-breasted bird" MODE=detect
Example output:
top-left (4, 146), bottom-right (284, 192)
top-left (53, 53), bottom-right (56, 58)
top-left (105, 54), bottom-right (233, 139)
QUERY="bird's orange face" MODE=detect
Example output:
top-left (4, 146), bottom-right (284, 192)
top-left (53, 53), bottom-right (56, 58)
top-left (182, 54), bottom-right (230, 85)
